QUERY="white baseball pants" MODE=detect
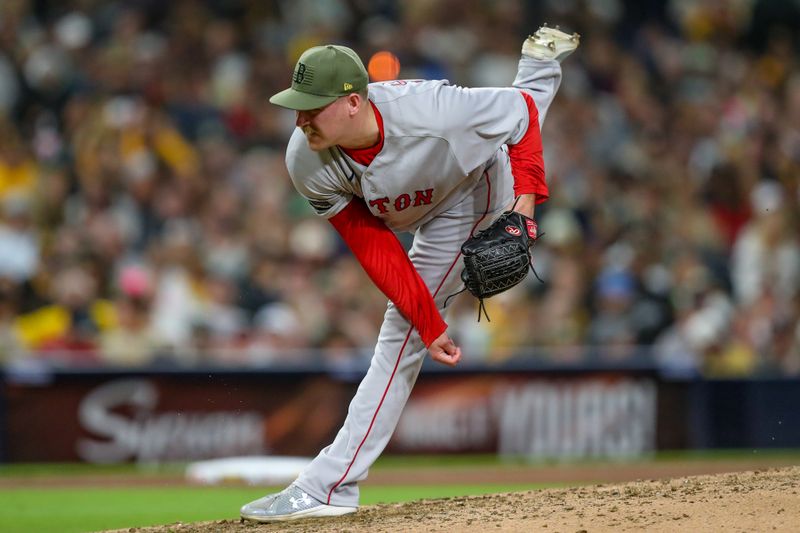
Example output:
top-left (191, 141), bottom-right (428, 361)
top-left (295, 57), bottom-right (563, 507)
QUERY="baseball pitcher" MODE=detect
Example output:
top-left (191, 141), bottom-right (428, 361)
top-left (241, 24), bottom-right (580, 521)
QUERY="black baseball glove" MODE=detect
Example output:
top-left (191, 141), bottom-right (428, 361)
top-left (459, 211), bottom-right (539, 320)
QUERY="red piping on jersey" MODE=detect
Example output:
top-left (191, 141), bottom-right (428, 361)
top-left (430, 173), bottom-right (493, 296)
top-left (326, 171), bottom-right (493, 505)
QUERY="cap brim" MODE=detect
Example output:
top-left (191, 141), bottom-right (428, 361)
top-left (269, 88), bottom-right (339, 111)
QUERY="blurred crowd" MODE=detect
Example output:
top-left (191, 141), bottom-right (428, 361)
top-left (0, 0), bottom-right (798, 376)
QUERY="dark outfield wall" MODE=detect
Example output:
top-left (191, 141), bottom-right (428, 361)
top-left (0, 365), bottom-right (797, 463)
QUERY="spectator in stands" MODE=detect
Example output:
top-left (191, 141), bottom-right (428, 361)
top-left (0, 278), bottom-right (25, 364)
top-left (98, 265), bottom-right (162, 366)
top-left (0, 194), bottom-right (40, 283)
top-left (0, 119), bottom-right (38, 203)
top-left (25, 264), bottom-right (107, 366)
top-left (731, 181), bottom-right (800, 308)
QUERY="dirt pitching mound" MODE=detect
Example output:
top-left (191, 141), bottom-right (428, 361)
top-left (120, 466), bottom-right (800, 533)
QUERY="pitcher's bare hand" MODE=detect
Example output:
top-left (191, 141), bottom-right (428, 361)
top-left (429, 332), bottom-right (462, 367)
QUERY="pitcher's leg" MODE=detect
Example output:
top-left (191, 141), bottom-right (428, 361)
top-left (294, 308), bottom-right (427, 507)
top-left (514, 58), bottom-right (562, 128)
top-left (295, 168), bottom-right (509, 507)
top-left (514, 25), bottom-right (579, 126)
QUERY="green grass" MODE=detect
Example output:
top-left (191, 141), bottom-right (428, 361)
top-left (0, 483), bottom-right (551, 533)
top-left (2, 450), bottom-right (799, 532)
top-left (3, 449), bottom-right (799, 478)
top-left (0, 463), bottom-right (184, 477)
top-left (1, 486), bottom-right (257, 533)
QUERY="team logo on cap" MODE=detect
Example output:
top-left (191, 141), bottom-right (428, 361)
top-left (293, 63), bottom-right (307, 84)
top-left (505, 225), bottom-right (521, 236)
top-left (292, 63), bottom-right (314, 85)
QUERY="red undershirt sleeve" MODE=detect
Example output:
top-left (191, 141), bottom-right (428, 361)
top-left (328, 198), bottom-right (447, 347)
top-left (507, 91), bottom-right (548, 203)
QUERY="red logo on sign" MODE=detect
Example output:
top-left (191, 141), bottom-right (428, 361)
top-left (505, 225), bottom-right (522, 236)
top-left (525, 220), bottom-right (538, 239)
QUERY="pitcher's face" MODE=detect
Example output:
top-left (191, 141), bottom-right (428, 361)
top-left (295, 97), bottom-right (350, 151)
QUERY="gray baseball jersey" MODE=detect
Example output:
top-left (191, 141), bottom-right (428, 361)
top-left (291, 57), bottom-right (564, 507)
top-left (287, 80), bottom-right (532, 232)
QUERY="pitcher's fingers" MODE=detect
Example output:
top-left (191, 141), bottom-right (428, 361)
top-left (432, 347), bottom-right (461, 366)
top-left (431, 350), bottom-right (459, 367)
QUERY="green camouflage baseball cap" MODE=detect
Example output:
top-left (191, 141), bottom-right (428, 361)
top-left (270, 45), bottom-right (368, 110)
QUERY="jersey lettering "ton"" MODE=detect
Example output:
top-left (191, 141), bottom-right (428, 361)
top-left (369, 188), bottom-right (434, 214)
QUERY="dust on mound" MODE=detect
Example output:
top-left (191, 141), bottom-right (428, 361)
top-left (119, 466), bottom-right (800, 533)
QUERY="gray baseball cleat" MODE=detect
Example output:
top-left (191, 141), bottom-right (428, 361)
top-left (240, 484), bottom-right (357, 522)
top-left (522, 24), bottom-right (580, 62)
